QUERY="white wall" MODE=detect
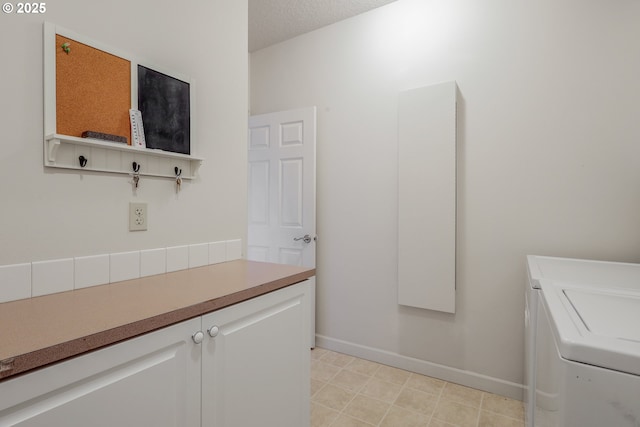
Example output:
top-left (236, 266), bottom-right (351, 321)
top-left (250, 0), bottom-right (640, 396)
top-left (0, 0), bottom-right (248, 264)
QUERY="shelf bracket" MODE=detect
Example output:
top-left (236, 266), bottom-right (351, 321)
top-left (192, 159), bottom-right (203, 178)
top-left (46, 137), bottom-right (61, 164)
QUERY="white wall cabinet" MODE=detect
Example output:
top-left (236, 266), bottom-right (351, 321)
top-left (0, 281), bottom-right (310, 427)
top-left (398, 81), bottom-right (457, 314)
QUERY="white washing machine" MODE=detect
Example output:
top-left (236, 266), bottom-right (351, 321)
top-left (535, 278), bottom-right (640, 426)
top-left (525, 256), bottom-right (543, 427)
top-left (525, 256), bottom-right (640, 427)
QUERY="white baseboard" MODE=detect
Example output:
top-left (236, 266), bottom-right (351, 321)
top-left (315, 334), bottom-right (524, 401)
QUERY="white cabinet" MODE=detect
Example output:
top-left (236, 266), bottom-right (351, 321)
top-left (0, 317), bottom-right (202, 427)
top-left (0, 281), bottom-right (310, 427)
top-left (398, 81), bottom-right (457, 314)
top-left (202, 281), bottom-right (311, 427)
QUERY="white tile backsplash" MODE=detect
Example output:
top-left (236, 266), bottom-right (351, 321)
top-left (226, 239), bottom-right (242, 261)
top-left (166, 245), bottom-right (189, 272)
top-left (74, 254), bottom-right (110, 289)
top-left (140, 248), bottom-right (166, 277)
top-left (0, 263), bottom-right (32, 303)
top-left (32, 258), bottom-right (74, 297)
top-left (0, 239), bottom-right (241, 302)
top-left (189, 243), bottom-right (209, 268)
top-left (209, 241), bottom-right (227, 264)
top-left (110, 251), bottom-right (140, 283)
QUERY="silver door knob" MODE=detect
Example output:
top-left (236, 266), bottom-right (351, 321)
top-left (207, 325), bottom-right (220, 337)
top-left (294, 234), bottom-right (312, 244)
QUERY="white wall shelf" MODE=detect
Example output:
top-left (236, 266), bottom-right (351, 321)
top-left (44, 134), bottom-right (203, 179)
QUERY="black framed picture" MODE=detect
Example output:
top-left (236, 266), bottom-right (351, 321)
top-left (137, 65), bottom-right (190, 154)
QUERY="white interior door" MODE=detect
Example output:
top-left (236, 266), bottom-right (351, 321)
top-left (248, 106), bottom-right (316, 346)
top-left (247, 107), bottom-right (316, 267)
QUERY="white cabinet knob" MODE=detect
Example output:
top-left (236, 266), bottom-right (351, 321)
top-left (192, 331), bottom-right (205, 344)
top-left (207, 325), bottom-right (219, 337)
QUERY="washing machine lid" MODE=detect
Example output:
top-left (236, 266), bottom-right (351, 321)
top-left (527, 255), bottom-right (640, 291)
top-left (541, 279), bottom-right (640, 376)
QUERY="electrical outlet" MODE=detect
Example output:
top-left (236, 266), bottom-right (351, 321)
top-left (129, 202), bottom-right (148, 231)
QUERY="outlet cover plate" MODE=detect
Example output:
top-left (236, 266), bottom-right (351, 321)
top-left (129, 202), bottom-right (147, 231)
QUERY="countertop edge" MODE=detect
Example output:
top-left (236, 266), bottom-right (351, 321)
top-left (0, 265), bottom-right (315, 381)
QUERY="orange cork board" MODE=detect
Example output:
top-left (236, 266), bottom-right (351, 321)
top-left (56, 34), bottom-right (131, 144)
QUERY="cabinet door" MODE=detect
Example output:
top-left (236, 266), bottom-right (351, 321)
top-left (202, 281), bottom-right (310, 427)
top-left (0, 317), bottom-right (201, 427)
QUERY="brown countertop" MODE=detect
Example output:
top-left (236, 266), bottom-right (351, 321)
top-left (0, 260), bottom-right (315, 380)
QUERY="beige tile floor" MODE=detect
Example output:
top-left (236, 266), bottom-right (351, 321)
top-left (311, 348), bottom-right (524, 427)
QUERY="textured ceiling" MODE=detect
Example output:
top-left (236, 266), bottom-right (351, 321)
top-left (248, 0), bottom-right (398, 52)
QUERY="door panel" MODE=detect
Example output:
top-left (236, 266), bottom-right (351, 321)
top-left (280, 247), bottom-right (303, 266)
top-left (248, 160), bottom-right (270, 225)
top-left (280, 157), bottom-right (303, 227)
top-left (249, 125), bottom-right (269, 149)
top-left (280, 121), bottom-right (303, 146)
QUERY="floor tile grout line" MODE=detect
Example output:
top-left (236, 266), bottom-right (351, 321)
top-left (374, 373), bottom-right (412, 427)
top-left (336, 360), bottom-right (382, 426)
top-left (381, 374), bottom-right (439, 425)
top-left (374, 377), bottom-right (398, 427)
top-left (312, 401), bottom-right (337, 427)
top-left (312, 401), bottom-right (344, 427)
top-left (424, 375), bottom-right (446, 427)
top-left (477, 389), bottom-right (526, 425)
top-left (479, 408), bottom-right (526, 423)
top-left (332, 367), bottom-right (366, 426)
top-left (474, 392), bottom-right (486, 427)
